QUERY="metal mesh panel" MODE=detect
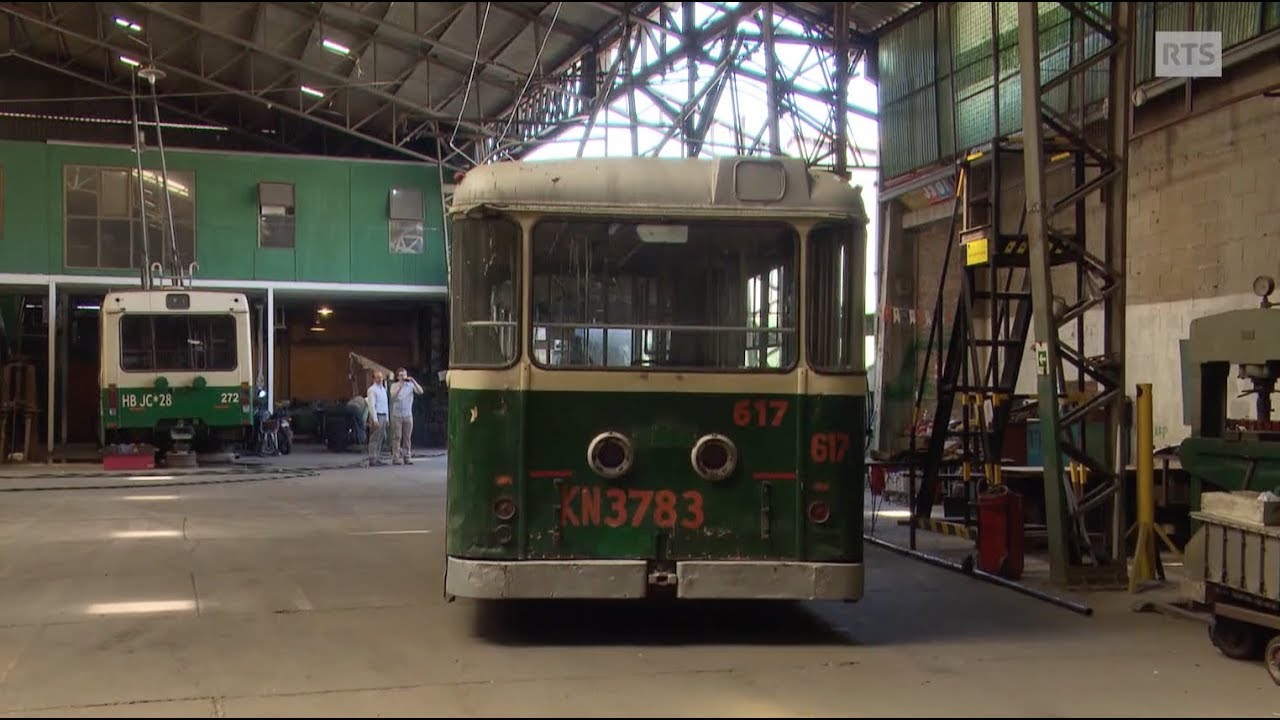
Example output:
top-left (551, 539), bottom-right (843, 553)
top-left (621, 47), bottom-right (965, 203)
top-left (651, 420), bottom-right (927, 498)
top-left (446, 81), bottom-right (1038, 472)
top-left (879, 10), bottom-right (941, 177)
top-left (1134, 3), bottom-right (1164, 83)
top-left (881, 88), bottom-right (940, 178)
top-left (1135, 2), bottom-right (1272, 83)
top-left (873, 1), bottom-right (1274, 181)
top-left (879, 11), bottom-right (937, 104)
top-left (936, 5), bottom-right (957, 159)
top-left (1197, 1), bottom-right (1265, 47)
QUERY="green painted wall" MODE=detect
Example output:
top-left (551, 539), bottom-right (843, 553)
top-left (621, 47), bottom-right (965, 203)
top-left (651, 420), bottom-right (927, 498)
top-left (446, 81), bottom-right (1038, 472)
top-left (0, 139), bottom-right (446, 288)
top-left (0, 140), bottom-right (52, 275)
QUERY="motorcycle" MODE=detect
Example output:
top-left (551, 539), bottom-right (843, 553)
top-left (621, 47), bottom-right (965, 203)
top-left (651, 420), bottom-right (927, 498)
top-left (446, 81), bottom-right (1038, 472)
top-left (271, 406), bottom-right (293, 455)
top-left (248, 389), bottom-right (293, 456)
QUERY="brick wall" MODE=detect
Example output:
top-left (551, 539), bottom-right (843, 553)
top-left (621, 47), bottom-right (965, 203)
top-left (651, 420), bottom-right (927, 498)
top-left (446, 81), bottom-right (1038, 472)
top-left (870, 206), bottom-right (957, 455)
top-left (908, 216), bottom-right (962, 405)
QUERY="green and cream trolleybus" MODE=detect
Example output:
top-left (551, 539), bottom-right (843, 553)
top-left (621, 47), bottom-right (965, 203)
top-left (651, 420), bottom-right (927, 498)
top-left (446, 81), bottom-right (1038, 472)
top-left (444, 156), bottom-right (869, 600)
top-left (99, 289), bottom-right (254, 454)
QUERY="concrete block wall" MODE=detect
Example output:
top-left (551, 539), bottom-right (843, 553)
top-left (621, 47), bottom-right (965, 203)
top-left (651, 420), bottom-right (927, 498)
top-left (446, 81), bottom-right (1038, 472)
top-left (1127, 91), bottom-right (1279, 446)
top-left (869, 209), bottom-right (955, 455)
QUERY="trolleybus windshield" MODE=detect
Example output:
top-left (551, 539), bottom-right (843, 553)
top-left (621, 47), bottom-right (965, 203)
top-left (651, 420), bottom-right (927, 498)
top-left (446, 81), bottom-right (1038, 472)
top-left (530, 219), bottom-right (798, 372)
top-left (120, 314), bottom-right (237, 372)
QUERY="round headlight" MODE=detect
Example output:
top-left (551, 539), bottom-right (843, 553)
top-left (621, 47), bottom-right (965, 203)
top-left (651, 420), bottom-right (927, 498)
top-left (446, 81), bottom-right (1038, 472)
top-left (587, 431), bottom-right (634, 480)
top-left (691, 433), bottom-right (738, 481)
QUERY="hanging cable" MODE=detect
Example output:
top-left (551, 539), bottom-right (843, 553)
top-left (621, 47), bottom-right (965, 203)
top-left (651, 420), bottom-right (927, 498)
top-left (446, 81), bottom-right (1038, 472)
top-left (127, 69), bottom-right (152, 291)
top-left (449, 1), bottom-right (492, 158)
top-left (140, 66), bottom-right (183, 287)
top-left (489, 1), bottom-right (564, 162)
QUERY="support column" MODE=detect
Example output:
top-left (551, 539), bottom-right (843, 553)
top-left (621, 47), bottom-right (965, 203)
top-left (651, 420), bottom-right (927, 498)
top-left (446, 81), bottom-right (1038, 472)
top-left (683, 1), bottom-right (697, 159)
top-left (833, 1), bottom-right (850, 178)
top-left (60, 293), bottom-right (69, 445)
top-left (1107, 3), bottom-right (1134, 562)
top-left (266, 287), bottom-right (275, 410)
top-left (46, 281), bottom-right (56, 464)
top-left (256, 300), bottom-right (265, 390)
top-left (1016, 0), bottom-right (1132, 586)
top-left (1016, 2), bottom-right (1070, 585)
top-left (763, 2), bottom-right (780, 156)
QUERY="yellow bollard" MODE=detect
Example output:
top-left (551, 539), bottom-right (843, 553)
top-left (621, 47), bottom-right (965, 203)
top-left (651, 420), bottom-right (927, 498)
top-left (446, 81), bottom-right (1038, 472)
top-left (1129, 383), bottom-right (1180, 593)
top-left (1137, 384), bottom-right (1154, 528)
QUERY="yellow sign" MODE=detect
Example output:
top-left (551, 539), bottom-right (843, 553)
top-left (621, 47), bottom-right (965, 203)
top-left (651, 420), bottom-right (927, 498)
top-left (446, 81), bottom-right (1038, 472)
top-left (964, 237), bottom-right (989, 266)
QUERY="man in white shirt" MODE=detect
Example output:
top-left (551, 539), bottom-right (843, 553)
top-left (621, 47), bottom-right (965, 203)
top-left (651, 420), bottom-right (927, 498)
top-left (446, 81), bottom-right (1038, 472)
top-left (366, 370), bottom-right (389, 466)
top-left (389, 367), bottom-right (424, 465)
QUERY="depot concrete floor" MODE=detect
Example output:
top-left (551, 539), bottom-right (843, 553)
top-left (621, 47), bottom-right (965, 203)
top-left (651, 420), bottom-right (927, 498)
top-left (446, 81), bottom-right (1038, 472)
top-left (0, 456), bottom-right (1275, 718)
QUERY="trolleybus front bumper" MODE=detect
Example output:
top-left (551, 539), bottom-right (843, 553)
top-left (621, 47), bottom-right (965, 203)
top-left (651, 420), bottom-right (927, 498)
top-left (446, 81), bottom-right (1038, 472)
top-left (445, 557), bottom-right (863, 600)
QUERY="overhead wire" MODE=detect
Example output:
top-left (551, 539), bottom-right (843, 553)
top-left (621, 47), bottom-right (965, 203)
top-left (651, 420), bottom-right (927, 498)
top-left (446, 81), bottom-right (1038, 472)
top-left (449, 1), bottom-right (492, 159)
top-left (488, 1), bottom-right (565, 163)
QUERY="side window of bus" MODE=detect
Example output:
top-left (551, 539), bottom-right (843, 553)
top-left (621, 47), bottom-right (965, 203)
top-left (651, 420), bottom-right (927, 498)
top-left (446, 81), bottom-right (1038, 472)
top-left (808, 225), bottom-right (863, 373)
top-left (450, 218), bottom-right (520, 366)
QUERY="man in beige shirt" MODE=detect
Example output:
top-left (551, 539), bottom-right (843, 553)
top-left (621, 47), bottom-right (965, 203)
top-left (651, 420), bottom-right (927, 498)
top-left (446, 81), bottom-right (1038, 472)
top-left (389, 367), bottom-right (424, 465)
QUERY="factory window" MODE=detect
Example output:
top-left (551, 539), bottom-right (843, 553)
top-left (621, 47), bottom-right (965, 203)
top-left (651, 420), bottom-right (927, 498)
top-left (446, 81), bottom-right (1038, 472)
top-left (389, 186), bottom-right (425, 255)
top-left (258, 182), bottom-right (295, 248)
top-left (64, 165), bottom-right (196, 270)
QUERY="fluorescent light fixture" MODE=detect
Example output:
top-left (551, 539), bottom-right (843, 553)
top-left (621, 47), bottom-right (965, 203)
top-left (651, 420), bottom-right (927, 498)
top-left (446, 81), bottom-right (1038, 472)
top-left (119, 55), bottom-right (141, 67)
top-left (317, 306), bottom-right (333, 316)
top-left (126, 474), bottom-right (175, 481)
top-left (321, 38), bottom-right (351, 55)
top-left (114, 17), bottom-right (142, 32)
top-left (300, 85), bottom-right (325, 98)
top-left (86, 600), bottom-right (195, 615)
top-left (348, 529), bottom-right (432, 535)
top-left (121, 494), bottom-right (179, 501)
top-left (75, 303), bottom-right (101, 311)
top-left (112, 529), bottom-right (182, 539)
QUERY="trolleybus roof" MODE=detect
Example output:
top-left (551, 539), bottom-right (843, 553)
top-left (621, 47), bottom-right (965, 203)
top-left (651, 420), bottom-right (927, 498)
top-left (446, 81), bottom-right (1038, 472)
top-left (102, 289), bottom-right (250, 314)
top-left (450, 156), bottom-right (868, 221)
